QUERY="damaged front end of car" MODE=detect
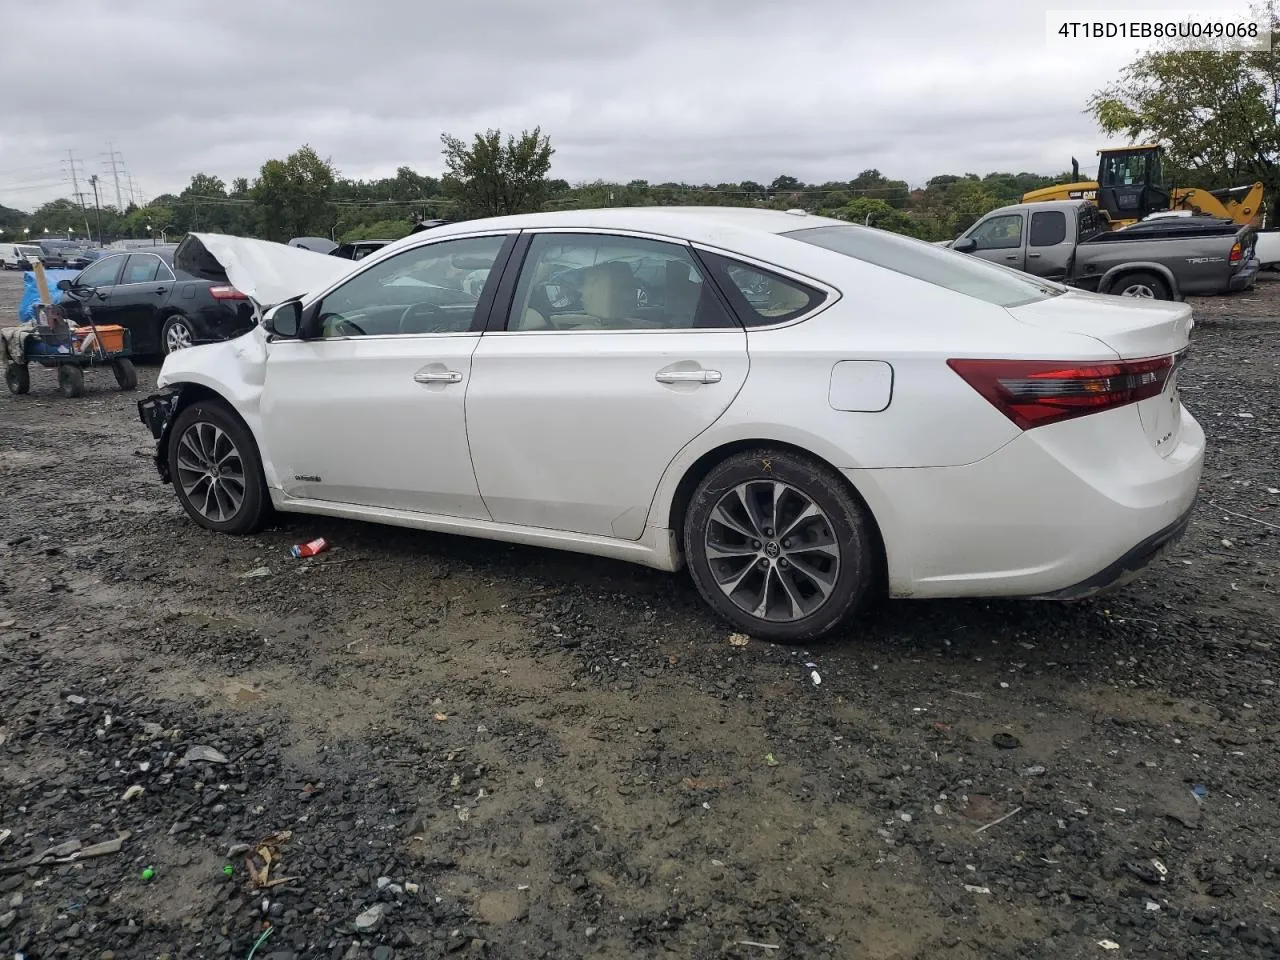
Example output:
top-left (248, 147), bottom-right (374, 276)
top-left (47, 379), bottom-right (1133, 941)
top-left (137, 388), bottom-right (183, 483)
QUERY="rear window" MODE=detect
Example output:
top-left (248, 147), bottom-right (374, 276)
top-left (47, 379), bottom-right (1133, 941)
top-left (1029, 211), bottom-right (1067, 246)
top-left (782, 224), bottom-right (1064, 307)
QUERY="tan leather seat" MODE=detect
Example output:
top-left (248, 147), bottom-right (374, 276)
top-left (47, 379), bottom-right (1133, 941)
top-left (580, 261), bottom-right (636, 324)
top-left (758, 279), bottom-right (811, 316)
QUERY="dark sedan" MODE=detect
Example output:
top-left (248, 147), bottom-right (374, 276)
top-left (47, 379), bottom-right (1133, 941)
top-left (59, 249), bottom-right (255, 356)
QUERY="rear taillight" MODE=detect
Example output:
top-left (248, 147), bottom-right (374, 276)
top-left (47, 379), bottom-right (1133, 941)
top-left (209, 285), bottom-right (247, 300)
top-left (1230, 241), bottom-right (1242, 263)
top-left (947, 356), bottom-right (1175, 430)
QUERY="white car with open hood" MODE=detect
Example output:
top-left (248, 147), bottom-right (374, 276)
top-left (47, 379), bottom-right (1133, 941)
top-left (137, 207), bottom-right (1205, 643)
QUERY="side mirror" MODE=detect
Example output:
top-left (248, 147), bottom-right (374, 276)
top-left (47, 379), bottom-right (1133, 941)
top-left (263, 299), bottom-right (302, 338)
top-left (56, 278), bottom-right (73, 291)
top-left (952, 237), bottom-right (978, 254)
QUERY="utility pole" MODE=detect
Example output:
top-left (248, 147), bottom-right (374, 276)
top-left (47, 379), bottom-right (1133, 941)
top-left (102, 142), bottom-right (125, 210)
top-left (89, 175), bottom-right (104, 244)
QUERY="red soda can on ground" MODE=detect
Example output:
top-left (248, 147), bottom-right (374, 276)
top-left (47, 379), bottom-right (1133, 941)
top-left (291, 538), bottom-right (329, 558)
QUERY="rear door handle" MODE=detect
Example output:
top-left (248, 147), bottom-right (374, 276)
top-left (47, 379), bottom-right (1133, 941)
top-left (154, 286), bottom-right (168, 295)
top-left (1004, 254), bottom-right (1019, 261)
top-left (655, 369), bottom-right (721, 384)
top-left (413, 370), bottom-right (462, 384)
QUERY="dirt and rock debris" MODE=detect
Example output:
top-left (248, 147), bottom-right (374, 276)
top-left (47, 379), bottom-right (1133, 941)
top-left (0, 267), bottom-right (1277, 959)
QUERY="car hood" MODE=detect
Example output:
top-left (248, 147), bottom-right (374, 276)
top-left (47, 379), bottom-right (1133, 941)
top-left (179, 232), bottom-right (354, 308)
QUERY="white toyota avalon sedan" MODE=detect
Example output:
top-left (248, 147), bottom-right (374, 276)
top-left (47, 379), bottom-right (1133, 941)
top-left (138, 207), bottom-right (1204, 643)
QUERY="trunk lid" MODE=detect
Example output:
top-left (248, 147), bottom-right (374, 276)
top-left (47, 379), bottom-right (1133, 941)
top-left (1006, 290), bottom-right (1192, 458)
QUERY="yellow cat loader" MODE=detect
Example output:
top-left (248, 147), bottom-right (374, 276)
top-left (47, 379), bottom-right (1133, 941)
top-left (1021, 145), bottom-right (1263, 230)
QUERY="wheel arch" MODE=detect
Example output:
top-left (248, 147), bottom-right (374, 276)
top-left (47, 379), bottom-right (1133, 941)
top-left (1098, 262), bottom-right (1180, 300)
top-left (155, 381), bottom-right (265, 483)
top-left (663, 437), bottom-right (888, 586)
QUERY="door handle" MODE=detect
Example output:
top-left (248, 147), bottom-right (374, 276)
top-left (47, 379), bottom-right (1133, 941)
top-left (1004, 254), bottom-right (1019, 261)
top-left (154, 286), bottom-right (168, 295)
top-left (655, 369), bottom-right (722, 384)
top-left (1027, 253), bottom-right (1041, 259)
top-left (413, 370), bottom-right (462, 384)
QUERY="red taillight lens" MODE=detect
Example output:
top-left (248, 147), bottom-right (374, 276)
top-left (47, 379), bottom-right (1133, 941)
top-left (947, 356), bottom-right (1176, 430)
top-left (209, 285), bottom-right (248, 300)
top-left (1230, 241), bottom-right (1243, 263)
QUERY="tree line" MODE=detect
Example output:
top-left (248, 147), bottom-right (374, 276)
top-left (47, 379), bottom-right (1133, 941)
top-left (1, 132), bottom-right (1068, 247)
top-left (4, 10), bottom-right (1278, 247)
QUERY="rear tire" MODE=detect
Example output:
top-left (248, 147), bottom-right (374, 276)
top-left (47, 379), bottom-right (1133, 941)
top-left (161, 315), bottom-right (194, 355)
top-left (58, 364), bottom-right (84, 398)
top-left (1116, 271), bottom-right (1171, 301)
top-left (167, 399), bottom-right (269, 535)
top-left (113, 358), bottom-right (138, 391)
top-left (5, 364), bottom-right (29, 395)
top-left (683, 448), bottom-right (877, 644)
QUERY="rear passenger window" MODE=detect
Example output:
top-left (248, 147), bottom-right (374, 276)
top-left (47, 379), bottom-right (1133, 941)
top-left (122, 255), bottom-right (161, 284)
top-left (699, 252), bottom-right (825, 326)
top-left (1029, 211), bottom-right (1067, 247)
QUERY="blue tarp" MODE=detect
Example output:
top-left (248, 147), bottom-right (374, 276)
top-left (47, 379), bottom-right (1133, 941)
top-left (18, 269), bottom-right (80, 324)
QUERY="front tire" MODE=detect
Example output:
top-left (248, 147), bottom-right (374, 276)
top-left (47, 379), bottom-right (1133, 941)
top-left (167, 400), bottom-right (269, 534)
top-left (58, 364), bottom-right (84, 398)
top-left (112, 358), bottom-right (138, 391)
top-left (683, 448), bottom-right (877, 644)
top-left (5, 364), bottom-right (29, 395)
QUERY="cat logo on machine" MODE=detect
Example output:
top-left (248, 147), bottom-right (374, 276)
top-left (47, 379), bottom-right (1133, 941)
top-left (1067, 190), bottom-right (1097, 200)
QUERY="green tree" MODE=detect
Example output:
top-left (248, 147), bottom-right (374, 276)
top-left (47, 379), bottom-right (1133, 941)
top-left (440, 126), bottom-right (554, 218)
top-left (250, 145), bottom-right (338, 241)
top-left (1087, 3), bottom-right (1280, 211)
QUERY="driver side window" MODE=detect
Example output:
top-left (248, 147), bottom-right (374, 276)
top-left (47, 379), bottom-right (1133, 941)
top-left (969, 214), bottom-right (1023, 251)
top-left (315, 235), bottom-right (508, 338)
top-left (78, 255), bottom-right (123, 288)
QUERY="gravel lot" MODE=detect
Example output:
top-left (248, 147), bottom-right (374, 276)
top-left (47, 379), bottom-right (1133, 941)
top-left (1, 267), bottom-right (1277, 960)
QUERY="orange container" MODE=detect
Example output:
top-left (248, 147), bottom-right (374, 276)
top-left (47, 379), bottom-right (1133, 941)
top-left (74, 325), bottom-right (126, 354)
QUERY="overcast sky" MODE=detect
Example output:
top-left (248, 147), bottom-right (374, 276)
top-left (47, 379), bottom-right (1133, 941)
top-left (0, 0), bottom-right (1255, 211)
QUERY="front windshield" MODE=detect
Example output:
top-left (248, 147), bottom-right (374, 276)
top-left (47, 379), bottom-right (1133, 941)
top-left (784, 224), bottom-right (1064, 307)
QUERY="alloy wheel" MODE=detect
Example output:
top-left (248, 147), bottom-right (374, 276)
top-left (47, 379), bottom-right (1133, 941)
top-left (703, 480), bottom-right (841, 623)
top-left (165, 320), bottom-right (193, 352)
top-left (175, 421), bottom-right (246, 523)
top-left (1121, 283), bottom-right (1155, 299)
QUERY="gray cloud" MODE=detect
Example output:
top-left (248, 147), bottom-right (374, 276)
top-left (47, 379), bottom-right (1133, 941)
top-left (0, 0), bottom-right (1220, 210)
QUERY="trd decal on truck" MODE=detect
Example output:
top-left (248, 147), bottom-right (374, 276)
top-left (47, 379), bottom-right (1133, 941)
top-left (294, 474), bottom-right (322, 483)
top-left (1184, 257), bottom-right (1225, 264)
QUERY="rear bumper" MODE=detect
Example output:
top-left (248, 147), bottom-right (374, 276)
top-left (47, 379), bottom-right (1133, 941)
top-left (1229, 258), bottom-right (1259, 292)
top-left (846, 405), bottom-right (1205, 600)
top-left (1032, 502), bottom-right (1193, 600)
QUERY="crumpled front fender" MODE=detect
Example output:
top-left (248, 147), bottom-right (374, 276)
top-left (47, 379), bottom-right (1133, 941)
top-left (138, 327), bottom-right (271, 484)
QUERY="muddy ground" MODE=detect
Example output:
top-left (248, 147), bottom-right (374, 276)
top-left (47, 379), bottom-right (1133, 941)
top-left (0, 267), bottom-right (1277, 960)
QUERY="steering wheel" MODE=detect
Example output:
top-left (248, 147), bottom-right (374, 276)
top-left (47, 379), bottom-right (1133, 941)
top-left (399, 301), bottom-right (455, 334)
top-left (320, 312), bottom-right (367, 337)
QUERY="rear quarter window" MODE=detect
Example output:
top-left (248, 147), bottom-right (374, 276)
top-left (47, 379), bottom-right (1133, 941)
top-left (698, 251), bottom-right (826, 326)
top-left (783, 224), bottom-right (1063, 307)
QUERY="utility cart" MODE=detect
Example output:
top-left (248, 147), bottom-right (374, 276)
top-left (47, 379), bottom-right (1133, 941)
top-left (3, 278), bottom-right (137, 398)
